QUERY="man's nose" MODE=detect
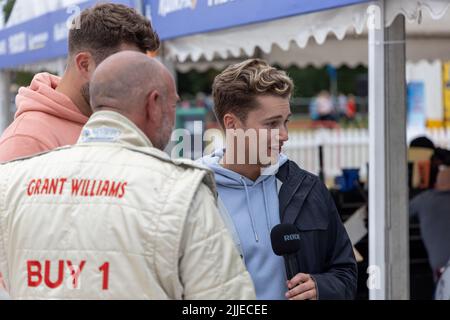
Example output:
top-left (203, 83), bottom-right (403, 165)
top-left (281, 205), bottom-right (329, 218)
top-left (279, 126), bottom-right (289, 143)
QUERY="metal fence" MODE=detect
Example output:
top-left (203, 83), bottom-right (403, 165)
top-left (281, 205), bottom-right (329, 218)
top-left (284, 128), bottom-right (450, 181)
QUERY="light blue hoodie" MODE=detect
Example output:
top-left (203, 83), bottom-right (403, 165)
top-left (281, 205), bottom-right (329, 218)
top-left (200, 149), bottom-right (289, 300)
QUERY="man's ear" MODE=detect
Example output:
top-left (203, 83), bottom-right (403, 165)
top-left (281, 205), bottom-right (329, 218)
top-left (145, 90), bottom-right (161, 121)
top-left (74, 52), bottom-right (96, 80)
top-left (223, 113), bottom-right (240, 130)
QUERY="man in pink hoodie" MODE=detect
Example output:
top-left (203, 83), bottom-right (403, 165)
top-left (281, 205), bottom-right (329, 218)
top-left (0, 3), bottom-right (160, 163)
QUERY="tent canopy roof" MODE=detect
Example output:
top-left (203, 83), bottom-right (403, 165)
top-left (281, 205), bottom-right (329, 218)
top-left (164, 0), bottom-right (450, 64)
top-left (1, 0), bottom-right (449, 71)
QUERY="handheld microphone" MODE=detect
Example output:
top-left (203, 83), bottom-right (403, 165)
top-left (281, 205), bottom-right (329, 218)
top-left (271, 224), bottom-right (301, 281)
top-left (319, 145), bottom-right (325, 183)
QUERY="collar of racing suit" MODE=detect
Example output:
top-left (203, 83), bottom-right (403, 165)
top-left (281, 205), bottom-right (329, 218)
top-left (77, 110), bottom-right (218, 193)
top-left (77, 110), bottom-right (168, 155)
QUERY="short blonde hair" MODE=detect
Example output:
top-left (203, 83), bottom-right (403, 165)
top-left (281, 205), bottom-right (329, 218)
top-left (213, 59), bottom-right (294, 127)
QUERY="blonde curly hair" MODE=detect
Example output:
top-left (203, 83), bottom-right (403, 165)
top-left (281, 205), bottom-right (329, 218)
top-left (213, 59), bottom-right (294, 127)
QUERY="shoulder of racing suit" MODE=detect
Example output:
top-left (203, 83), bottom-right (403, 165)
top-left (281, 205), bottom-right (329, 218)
top-left (0, 142), bottom-right (217, 198)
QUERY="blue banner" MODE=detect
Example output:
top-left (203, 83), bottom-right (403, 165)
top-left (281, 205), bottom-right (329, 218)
top-left (145, 0), bottom-right (371, 40)
top-left (0, 0), bottom-right (134, 69)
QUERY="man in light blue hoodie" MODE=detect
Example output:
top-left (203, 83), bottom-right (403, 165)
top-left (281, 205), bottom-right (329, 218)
top-left (199, 58), bottom-right (301, 300)
top-left (201, 149), bottom-right (289, 300)
top-left (200, 59), bottom-right (357, 300)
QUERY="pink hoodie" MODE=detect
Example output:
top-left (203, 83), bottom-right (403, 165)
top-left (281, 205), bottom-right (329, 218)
top-left (0, 73), bottom-right (89, 163)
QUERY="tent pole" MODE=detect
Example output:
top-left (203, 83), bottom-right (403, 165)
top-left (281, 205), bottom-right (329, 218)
top-left (384, 12), bottom-right (409, 300)
top-left (134, 0), bottom-right (144, 14)
top-left (368, 0), bottom-right (386, 299)
top-left (0, 70), bottom-right (12, 134)
top-left (369, 1), bottom-right (409, 300)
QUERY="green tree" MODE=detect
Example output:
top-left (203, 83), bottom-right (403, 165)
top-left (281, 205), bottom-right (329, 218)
top-left (3, 0), bottom-right (15, 24)
top-left (284, 65), bottom-right (330, 98)
top-left (177, 69), bottom-right (220, 98)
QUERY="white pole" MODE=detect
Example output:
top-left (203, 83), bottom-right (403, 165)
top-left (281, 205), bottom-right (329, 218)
top-left (368, 0), bottom-right (409, 300)
top-left (0, 70), bottom-right (11, 135)
top-left (133, 0), bottom-right (144, 14)
top-left (368, 0), bottom-right (386, 300)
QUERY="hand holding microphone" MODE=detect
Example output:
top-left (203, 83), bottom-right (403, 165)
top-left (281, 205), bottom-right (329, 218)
top-left (271, 224), bottom-right (318, 300)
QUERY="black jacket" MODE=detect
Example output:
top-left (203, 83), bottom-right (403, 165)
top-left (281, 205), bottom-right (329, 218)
top-left (277, 160), bottom-right (358, 300)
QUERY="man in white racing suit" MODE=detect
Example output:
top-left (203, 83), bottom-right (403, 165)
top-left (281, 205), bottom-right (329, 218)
top-left (0, 51), bottom-right (255, 300)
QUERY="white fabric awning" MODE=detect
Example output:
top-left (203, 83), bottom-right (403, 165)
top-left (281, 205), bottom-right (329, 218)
top-left (176, 33), bottom-right (450, 72)
top-left (166, 0), bottom-right (450, 65)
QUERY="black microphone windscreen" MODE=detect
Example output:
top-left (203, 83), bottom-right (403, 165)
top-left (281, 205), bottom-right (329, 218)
top-left (271, 224), bottom-right (301, 256)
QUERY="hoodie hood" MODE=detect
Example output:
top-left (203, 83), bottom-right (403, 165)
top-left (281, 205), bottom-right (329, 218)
top-left (200, 149), bottom-right (288, 242)
top-left (15, 72), bottom-right (88, 125)
top-left (200, 149), bottom-right (288, 189)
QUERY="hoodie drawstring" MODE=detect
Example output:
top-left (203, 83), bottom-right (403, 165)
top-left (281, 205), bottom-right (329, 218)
top-left (241, 177), bottom-right (259, 243)
top-left (262, 180), bottom-right (272, 234)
